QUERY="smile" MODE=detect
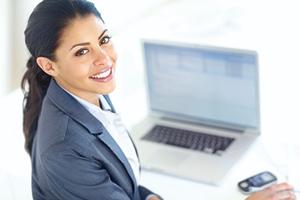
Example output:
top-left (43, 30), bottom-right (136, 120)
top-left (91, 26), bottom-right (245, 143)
top-left (89, 67), bottom-right (113, 82)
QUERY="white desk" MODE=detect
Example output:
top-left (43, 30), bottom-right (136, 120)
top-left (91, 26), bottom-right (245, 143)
top-left (139, 138), bottom-right (300, 200)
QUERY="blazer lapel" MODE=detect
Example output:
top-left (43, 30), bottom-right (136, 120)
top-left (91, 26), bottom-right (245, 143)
top-left (46, 79), bottom-right (137, 188)
top-left (97, 129), bottom-right (137, 187)
top-left (103, 95), bottom-right (116, 113)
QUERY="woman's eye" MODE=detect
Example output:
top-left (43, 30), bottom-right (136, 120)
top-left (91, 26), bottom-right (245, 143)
top-left (100, 36), bottom-right (111, 45)
top-left (75, 48), bottom-right (89, 56)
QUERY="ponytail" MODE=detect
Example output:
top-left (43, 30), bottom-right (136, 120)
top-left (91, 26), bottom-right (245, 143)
top-left (22, 0), bottom-right (103, 154)
top-left (21, 57), bottom-right (51, 153)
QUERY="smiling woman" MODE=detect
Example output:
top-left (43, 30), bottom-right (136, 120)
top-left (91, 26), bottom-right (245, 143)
top-left (21, 0), bottom-right (161, 199)
top-left (37, 15), bottom-right (117, 106)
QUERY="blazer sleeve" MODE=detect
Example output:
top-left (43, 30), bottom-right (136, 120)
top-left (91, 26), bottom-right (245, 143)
top-left (40, 144), bottom-right (131, 200)
top-left (139, 185), bottom-right (163, 200)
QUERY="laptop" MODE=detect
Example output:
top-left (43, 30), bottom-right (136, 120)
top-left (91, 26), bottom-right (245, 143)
top-left (130, 40), bottom-right (260, 185)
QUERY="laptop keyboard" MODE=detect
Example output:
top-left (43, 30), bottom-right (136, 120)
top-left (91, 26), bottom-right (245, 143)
top-left (142, 125), bottom-right (235, 155)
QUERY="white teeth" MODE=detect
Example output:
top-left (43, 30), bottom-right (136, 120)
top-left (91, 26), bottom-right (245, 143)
top-left (91, 68), bottom-right (111, 79)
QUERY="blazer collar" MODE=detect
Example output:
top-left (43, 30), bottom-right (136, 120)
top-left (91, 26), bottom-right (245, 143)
top-left (46, 79), bottom-right (103, 135)
top-left (46, 79), bottom-right (137, 188)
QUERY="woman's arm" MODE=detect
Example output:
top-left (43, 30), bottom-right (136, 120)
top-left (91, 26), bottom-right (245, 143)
top-left (38, 144), bottom-right (132, 200)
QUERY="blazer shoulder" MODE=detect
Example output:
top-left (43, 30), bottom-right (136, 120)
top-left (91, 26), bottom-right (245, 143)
top-left (35, 96), bottom-right (71, 154)
top-left (36, 96), bottom-right (101, 156)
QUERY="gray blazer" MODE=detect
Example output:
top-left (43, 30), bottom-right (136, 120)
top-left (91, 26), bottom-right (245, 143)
top-left (31, 79), bottom-right (156, 200)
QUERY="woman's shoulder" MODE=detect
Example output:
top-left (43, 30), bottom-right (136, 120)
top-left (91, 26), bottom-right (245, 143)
top-left (35, 99), bottom-right (98, 157)
top-left (34, 116), bottom-right (99, 166)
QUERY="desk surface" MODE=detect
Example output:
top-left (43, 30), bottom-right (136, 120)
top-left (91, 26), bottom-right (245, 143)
top-left (139, 136), bottom-right (300, 200)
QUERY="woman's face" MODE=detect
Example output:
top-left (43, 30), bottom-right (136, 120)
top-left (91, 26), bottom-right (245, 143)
top-left (52, 14), bottom-right (117, 105)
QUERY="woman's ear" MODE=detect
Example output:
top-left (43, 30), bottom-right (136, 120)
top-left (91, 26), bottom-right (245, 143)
top-left (36, 57), bottom-right (58, 77)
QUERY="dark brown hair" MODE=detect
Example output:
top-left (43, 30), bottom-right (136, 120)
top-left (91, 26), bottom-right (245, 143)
top-left (21, 0), bottom-right (103, 153)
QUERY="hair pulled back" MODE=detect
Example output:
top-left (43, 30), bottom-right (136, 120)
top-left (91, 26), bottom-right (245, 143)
top-left (21, 0), bottom-right (103, 153)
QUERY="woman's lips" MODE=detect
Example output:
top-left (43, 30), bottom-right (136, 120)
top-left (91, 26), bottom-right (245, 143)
top-left (89, 67), bottom-right (113, 82)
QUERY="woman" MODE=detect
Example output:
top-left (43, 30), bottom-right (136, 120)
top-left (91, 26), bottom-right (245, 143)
top-left (21, 0), bottom-right (296, 199)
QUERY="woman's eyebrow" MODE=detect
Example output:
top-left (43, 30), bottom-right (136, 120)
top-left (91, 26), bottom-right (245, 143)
top-left (98, 29), bottom-right (108, 40)
top-left (70, 42), bottom-right (90, 50)
top-left (69, 29), bottom-right (108, 51)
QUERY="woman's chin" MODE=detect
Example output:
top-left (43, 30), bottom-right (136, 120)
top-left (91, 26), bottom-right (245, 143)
top-left (96, 82), bottom-right (116, 95)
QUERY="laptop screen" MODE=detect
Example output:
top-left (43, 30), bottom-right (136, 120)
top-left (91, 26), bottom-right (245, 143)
top-left (144, 41), bottom-right (260, 130)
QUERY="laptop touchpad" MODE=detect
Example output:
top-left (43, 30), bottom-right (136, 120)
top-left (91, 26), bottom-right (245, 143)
top-left (149, 149), bottom-right (188, 167)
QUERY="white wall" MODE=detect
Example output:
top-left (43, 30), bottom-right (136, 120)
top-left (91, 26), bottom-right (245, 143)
top-left (10, 0), bottom-right (41, 92)
top-left (94, 0), bottom-right (173, 34)
top-left (0, 0), bottom-right (12, 97)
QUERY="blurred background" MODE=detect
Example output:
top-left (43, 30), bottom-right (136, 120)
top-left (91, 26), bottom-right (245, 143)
top-left (0, 0), bottom-right (300, 199)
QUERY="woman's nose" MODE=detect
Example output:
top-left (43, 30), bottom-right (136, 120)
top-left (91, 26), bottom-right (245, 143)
top-left (93, 47), bottom-right (112, 66)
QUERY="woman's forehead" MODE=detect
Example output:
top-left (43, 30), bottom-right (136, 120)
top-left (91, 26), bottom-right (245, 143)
top-left (59, 15), bottom-right (105, 47)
